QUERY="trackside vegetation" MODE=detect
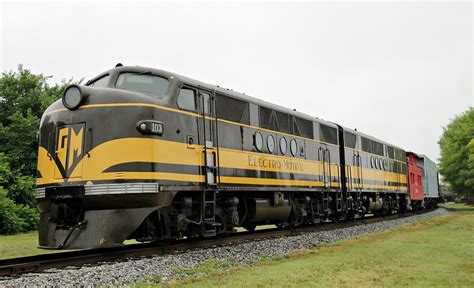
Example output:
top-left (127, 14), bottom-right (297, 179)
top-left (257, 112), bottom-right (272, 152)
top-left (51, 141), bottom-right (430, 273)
top-left (439, 107), bottom-right (474, 198)
top-left (0, 66), bottom-right (70, 234)
top-left (0, 233), bottom-right (135, 259)
top-left (161, 204), bottom-right (473, 287)
top-left (0, 231), bottom-right (65, 259)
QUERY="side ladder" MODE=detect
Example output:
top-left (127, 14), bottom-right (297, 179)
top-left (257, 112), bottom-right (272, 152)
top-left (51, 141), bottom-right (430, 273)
top-left (199, 88), bottom-right (220, 237)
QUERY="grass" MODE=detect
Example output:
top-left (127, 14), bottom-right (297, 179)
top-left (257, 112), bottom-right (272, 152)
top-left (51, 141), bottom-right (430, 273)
top-left (135, 258), bottom-right (242, 287)
top-left (0, 231), bottom-right (64, 259)
top-left (0, 232), bottom-right (139, 259)
top-left (166, 203), bottom-right (473, 287)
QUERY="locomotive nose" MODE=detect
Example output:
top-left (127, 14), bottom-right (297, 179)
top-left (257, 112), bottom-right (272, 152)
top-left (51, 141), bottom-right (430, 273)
top-left (36, 85), bottom-right (170, 249)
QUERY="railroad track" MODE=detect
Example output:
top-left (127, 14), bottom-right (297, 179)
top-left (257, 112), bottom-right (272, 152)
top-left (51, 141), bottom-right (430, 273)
top-left (0, 209), bottom-right (432, 278)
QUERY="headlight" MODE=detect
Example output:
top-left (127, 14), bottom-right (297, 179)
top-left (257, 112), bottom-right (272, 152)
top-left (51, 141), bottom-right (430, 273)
top-left (62, 85), bottom-right (83, 110)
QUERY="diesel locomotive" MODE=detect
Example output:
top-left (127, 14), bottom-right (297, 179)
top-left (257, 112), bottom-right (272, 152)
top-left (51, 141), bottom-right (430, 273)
top-left (36, 65), bottom-right (436, 249)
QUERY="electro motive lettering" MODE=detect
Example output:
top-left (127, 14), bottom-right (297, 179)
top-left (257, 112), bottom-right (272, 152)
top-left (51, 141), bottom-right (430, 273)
top-left (248, 155), bottom-right (303, 171)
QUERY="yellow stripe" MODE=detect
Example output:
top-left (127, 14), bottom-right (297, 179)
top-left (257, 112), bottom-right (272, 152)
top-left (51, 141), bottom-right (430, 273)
top-left (43, 108), bottom-right (68, 115)
top-left (360, 183), bottom-right (408, 190)
top-left (37, 137), bottom-right (406, 189)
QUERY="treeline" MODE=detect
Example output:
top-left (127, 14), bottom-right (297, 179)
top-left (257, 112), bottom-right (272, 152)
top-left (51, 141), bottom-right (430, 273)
top-left (0, 66), bottom-right (68, 234)
top-left (439, 107), bottom-right (474, 198)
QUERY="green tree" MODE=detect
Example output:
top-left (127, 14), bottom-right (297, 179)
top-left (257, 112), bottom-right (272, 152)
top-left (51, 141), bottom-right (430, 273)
top-left (0, 65), bottom-right (69, 233)
top-left (439, 108), bottom-right (474, 197)
top-left (0, 65), bottom-right (64, 176)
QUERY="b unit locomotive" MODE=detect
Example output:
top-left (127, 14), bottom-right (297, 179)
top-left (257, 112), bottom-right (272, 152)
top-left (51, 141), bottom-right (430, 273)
top-left (36, 65), bottom-right (435, 249)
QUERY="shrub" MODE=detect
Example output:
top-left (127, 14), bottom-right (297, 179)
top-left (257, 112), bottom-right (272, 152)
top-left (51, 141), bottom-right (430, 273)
top-left (0, 187), bottom-right (39, 234)
top-left (0, 187), bottom-right (26, 234)
top-left (16, 204), bottom-right (40, 231)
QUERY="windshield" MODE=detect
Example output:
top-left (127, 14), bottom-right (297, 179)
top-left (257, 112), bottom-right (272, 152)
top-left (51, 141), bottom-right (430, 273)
top-left (89, 75), bottom-right (110, 87)
top-left (115, 72), bottom-right (169, 97)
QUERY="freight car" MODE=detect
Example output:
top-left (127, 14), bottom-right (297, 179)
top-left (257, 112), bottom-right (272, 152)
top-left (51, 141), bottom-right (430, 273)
top-left (407, 152), bottom-right (440, 209)
top-left (36, 65), bottom-right (431, 249)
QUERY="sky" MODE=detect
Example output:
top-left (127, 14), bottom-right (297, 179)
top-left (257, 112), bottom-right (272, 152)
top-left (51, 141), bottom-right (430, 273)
top-left (1, 1), bottom-right (472, 162)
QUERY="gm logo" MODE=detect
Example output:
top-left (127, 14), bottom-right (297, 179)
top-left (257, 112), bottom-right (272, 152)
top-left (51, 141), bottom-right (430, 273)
top-left (55, 123), bottom-right (85, 179)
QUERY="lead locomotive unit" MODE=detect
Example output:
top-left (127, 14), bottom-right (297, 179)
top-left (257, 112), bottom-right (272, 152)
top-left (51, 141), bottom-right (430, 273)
top-left (36, 65), bottom-right (415, 249)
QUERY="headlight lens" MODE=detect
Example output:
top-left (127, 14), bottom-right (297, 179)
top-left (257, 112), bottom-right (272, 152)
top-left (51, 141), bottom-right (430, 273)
top-left (63, 86), bottom-right (83, 110)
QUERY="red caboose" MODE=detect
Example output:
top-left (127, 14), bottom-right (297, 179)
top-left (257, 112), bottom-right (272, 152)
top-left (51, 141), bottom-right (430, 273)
top-left (407, 152), bottom-right (424, 202)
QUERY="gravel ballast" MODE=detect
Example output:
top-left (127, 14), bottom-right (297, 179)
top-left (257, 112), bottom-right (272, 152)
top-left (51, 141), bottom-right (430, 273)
top-left (0, 208), bottom-right (450, 286)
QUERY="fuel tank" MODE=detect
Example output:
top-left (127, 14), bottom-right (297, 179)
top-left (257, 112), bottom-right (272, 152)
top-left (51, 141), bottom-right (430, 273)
top-left (245, 198), bottom-right (291, 223)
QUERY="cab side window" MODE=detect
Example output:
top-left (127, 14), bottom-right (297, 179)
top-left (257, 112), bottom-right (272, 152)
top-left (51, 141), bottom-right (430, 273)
top-left (177, 87), bottom-right (196, 111)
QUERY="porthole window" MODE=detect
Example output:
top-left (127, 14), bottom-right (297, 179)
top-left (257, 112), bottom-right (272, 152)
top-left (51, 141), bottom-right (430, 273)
top-left (383, 159), bottom-right (388, 171)
top-left (254, 131), bottom-right (263, 152)
top-left (370, 156), bottom-right (375, 168)
top-left (279, 137), bottom-right (287, 154)
top-left (267, 135), bottom-right (275, 153)
top-left (290, 139), bottom-right (297, 156)
top-left (379, 158), bottom-right (383, 170)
